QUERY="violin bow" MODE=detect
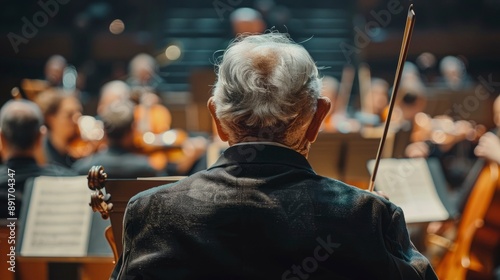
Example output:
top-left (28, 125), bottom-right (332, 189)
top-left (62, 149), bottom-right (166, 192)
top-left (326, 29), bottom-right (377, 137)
top-left (368, 4), bottom-right (416, 192)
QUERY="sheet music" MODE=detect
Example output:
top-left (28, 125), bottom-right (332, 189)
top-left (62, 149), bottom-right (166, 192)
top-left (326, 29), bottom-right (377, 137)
top-left (367, 158), bottom-right (449, 223)
top-left (21, 176), bottom-right (92, 257)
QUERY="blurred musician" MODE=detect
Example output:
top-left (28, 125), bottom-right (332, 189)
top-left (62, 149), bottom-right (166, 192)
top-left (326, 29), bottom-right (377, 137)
top-left (72, 99), bottom-right (159, 178)
top-left (404, 92), bottom-right (496, 261)
top-left (91, 80), bottom-right (204, 176)
top-left (35, 89), bottom-right (83, 168)
top-left (474, 95), bottom-right (500, 164)
top-left (19, 55), bottom-right (67, 100)
top-left (320, 67), bottom-right (361, 133)
top-left (0, 100), bottom-right (76, 219)
top-left (437, 55), bottom-right (474, 91)
top-left (44, 55), bottom-right (67, 88)
top-left (97, 80), bottom-right (131, 116)
top-left (473, 95), bottom-right (500, 277)
top-left (421, 95), bottom-right (500, 276)
top-left (127, 53), bottom-right (162, 94)
top-left (387, 75), bottom-right (428, 134)
top-left (111, 33), bottom-right (437, 280)
top-left (356, 78), bottom-right (389, 127)
top-left (320, 75), bottom-right (340, 131)
top-left (230, 7), bottom-right (266, 35)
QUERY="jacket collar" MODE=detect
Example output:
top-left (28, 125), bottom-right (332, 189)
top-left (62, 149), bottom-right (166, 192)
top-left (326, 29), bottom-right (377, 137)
top-left (208, 143), bottom-right (315, 173)
top-left (6, 156), bottom-right (38, 168)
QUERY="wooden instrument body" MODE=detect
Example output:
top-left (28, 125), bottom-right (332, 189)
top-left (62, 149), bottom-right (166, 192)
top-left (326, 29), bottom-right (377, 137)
top-left (436, 162), bottom-right (500, 279)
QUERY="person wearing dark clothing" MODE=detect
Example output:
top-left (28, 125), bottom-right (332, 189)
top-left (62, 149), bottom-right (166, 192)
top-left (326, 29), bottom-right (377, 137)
top-left (111, 33), bottom-right (437, 279)
top-left (72, 146), bottom-right (157, 179)
top-left (72, 99), bottom-right (159, 178)
top-left (0, 100), bottom-right (76, 219)
top-left (35, 89), bottom-right (83, 168)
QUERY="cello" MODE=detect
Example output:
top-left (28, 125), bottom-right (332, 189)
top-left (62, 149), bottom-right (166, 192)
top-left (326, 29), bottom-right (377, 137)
top-left (436, 130), bottom-right (500, 279)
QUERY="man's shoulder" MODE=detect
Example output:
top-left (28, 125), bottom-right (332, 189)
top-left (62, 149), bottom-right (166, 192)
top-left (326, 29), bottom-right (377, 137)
top-left (313, 175), bottom-right (398, 214)
top-left (128, 171), bottom-right (204, 207)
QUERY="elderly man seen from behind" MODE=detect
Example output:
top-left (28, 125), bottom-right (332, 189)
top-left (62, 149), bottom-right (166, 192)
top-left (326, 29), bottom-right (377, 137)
top-left (111, 33), bottom-right (437, 280)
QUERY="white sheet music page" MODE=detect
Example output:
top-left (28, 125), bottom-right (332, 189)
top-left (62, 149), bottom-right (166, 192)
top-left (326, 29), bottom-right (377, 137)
top-left (367, 158), bottom-right (449, 223)
top-left (21, 176), bottom-right (92, 257)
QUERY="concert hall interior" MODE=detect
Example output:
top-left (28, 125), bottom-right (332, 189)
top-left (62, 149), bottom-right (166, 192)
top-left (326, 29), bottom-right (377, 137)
top-left (1, 0), bottom-right (500, 279)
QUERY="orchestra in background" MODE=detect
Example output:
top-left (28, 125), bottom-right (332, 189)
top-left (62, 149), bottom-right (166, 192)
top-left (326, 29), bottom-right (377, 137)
top-left (2, 3), bottom-right (500, 280)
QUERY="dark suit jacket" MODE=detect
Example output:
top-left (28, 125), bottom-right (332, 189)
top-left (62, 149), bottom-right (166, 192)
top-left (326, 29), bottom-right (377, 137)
top-left (0, 157), bottom-right (76, 219)
top-left (111, 144), bottom-right (437, 280)
top-left (72, 146), bottom-right (158, 179)
top-left (43, 136), bottom-right (76, 168)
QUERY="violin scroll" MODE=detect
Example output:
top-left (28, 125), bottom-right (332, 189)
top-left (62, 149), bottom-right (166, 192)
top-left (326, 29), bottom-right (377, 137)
top-left (88, 165), bottom-right (113, 219)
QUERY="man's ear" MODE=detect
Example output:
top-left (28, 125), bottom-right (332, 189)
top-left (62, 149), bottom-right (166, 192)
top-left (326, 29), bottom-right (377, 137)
top-left (207, 97), bottom-right (229, 142)
top-left (305, 97), bottom-right (331, 143)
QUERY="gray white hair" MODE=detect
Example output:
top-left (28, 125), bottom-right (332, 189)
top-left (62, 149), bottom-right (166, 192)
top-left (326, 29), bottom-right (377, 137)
top-left (212, 32), bottom-right (322, 144)
top-left (129, 53), bottom-right (157, 76)
top-left (0, 100), bottom-right (44, 150)
top-left (98, 80), bottom-right (131, 116)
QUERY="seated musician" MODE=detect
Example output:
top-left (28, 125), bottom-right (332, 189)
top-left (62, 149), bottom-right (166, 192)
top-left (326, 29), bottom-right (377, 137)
top-left (35, 89), bottom-right (83, 168)
top-left (474, 95), bottom-right (500, 165)
top-left (474, 95), bottom-right (500, 279)
top-left (77, 80), bottom-right (204, 177)
top-left (405, 96), bottom-right (500, 262)
top-left (437, 56), bottom-right (474, 91)
top-left (319, 75), bottom-right (339, 131)
top-left (44, 55), bottom-right (67, 88)
top-left (127, 53), bottom-right (162, 95)
top-left (111, 32), bottom-right (437, 280)
top-left (0, 99), bottom-right (76, 219)
top-left (72, 99), bottom-right (159, 178)
top-left (356, 78), bottom-right (389, 126)
top-left (96, 80), bottom-right (132, 116)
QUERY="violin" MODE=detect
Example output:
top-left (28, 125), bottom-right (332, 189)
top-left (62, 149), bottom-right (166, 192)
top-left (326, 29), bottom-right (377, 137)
top-left (132, 87), bottom-right (177, 170)
top-left (131, 88), bottom-right (205, 173)
top-left (412, 112), bottom-right (487, 146)
top-left (67, 114), bottom-right (107, 160)
top-left (435, 130), bottom-right (500, 279)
